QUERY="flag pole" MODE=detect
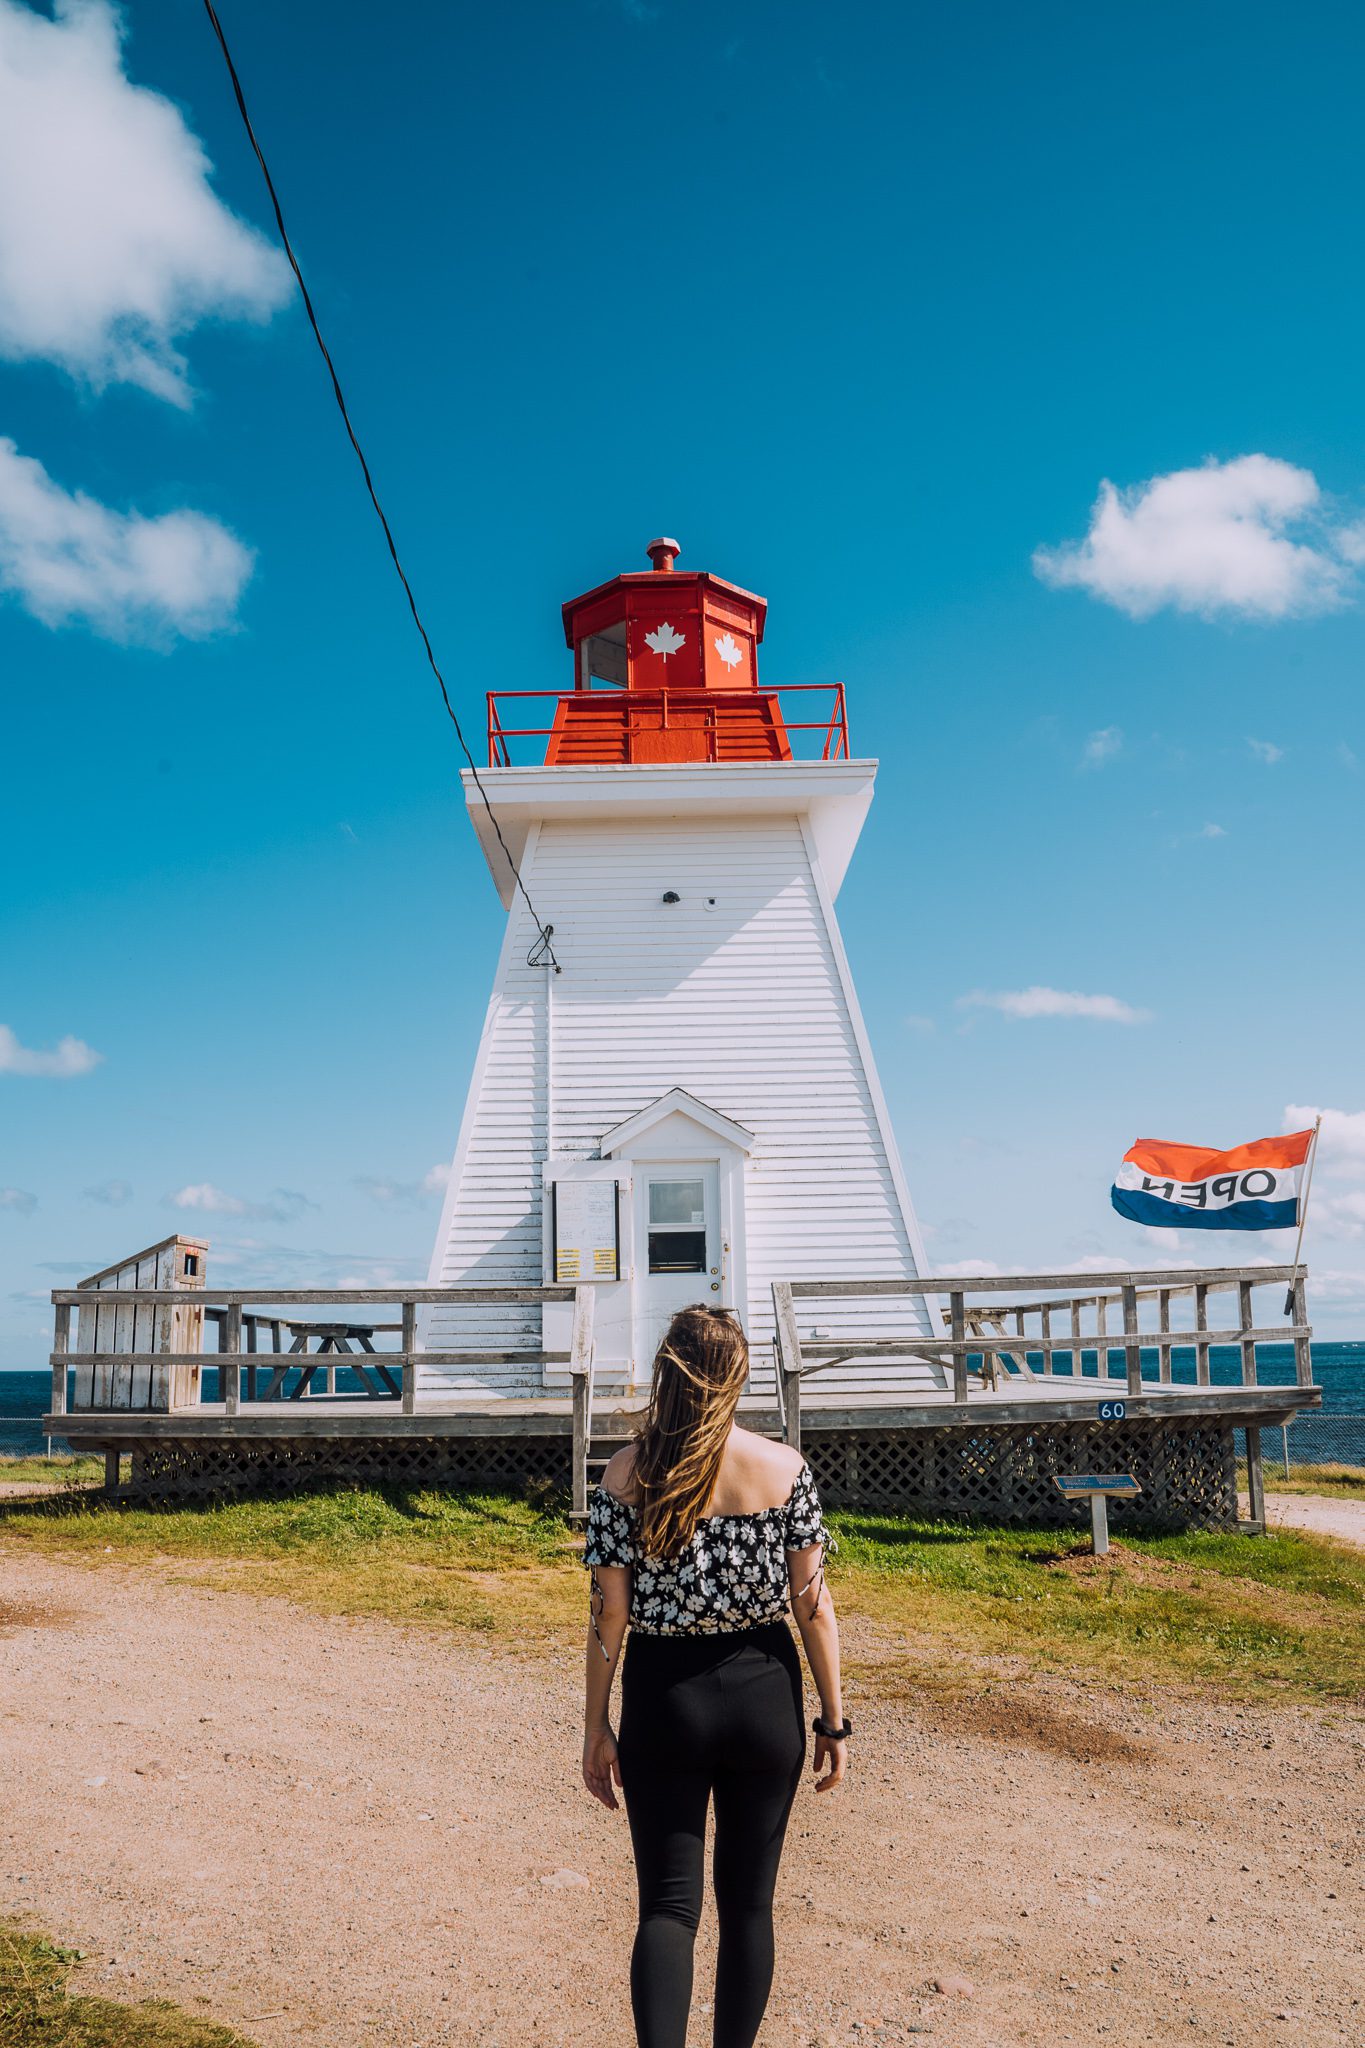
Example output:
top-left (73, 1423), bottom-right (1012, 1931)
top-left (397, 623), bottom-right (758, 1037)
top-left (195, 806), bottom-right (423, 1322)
top-left (1284, 1115), bottom-right (1322, 1317)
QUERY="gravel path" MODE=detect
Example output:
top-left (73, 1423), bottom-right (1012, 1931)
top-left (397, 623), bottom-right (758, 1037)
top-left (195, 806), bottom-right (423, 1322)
top-left (1262, 1494), bottom-right (1365, 1547)
top-left (1, 1549), bottom-right (1362, 2048)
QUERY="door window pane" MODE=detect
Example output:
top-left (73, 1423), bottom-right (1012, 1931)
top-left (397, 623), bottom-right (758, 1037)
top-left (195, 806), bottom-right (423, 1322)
top-left (648, 1229), bottom-right (707, 1274)
top-left (648, 1179), bottom-right (706, 1228)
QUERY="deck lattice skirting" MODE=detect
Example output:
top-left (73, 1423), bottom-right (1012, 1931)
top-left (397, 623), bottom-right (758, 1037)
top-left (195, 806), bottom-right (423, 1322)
top-left (803, 1418), bottom-right (1238, 1530)
top-left (109, 1416), bottom-right (1237, 1527)
top-left (118, 1431), bottom-right (572, 1504)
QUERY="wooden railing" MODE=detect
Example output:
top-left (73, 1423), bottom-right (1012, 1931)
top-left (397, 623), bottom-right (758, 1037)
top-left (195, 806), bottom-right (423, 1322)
top-left (770, 1266), bottom-right (1314, 1445)
top-left (49, 1284), bottom-right (593, 1422)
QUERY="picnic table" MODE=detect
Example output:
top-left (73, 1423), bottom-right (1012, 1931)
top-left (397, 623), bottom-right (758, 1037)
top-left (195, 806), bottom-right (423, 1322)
top-left (235, 1316), bottom-right (403, 1401)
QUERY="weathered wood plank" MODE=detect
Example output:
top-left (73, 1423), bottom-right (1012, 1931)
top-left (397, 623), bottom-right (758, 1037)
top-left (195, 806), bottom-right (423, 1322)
top-left (401, 1301), bottom-right (417, 1415)
top-left (950, 1292), bottom-right (967, 1403)
top-left (51, 1285), bottom-right (582, 1307)
top-left (48, 1349), bottom-right (576, 1372)
top-left (1158, 1288), bottom-right (1172, 1384)
top-left (221, 1303), bottom-right (241, 1417)
top-left (1245, 1425), bottom-right (1265, 1534)
top-left (784, 1266), bottom-right (1298, 1297)
top-left (1292, 1277), bottom-right (1312, 1388)
top-left (50, 1304), bottom-right (70, 1416)
top-left (793, 1324), bottom-right (1308, 1358)
top-left (51, 1269), bottom-right (1301, 1311)
top-left (569, 1286), bottom-right (597, 1518)
top-left (771, 1281), bottom-right (804, 1448)
top-left (1123, 1283), bottom-right (1141, 1397)
top-left (45, 1382), bottom-right (1322, 1443)
top-left (1239, 1280), bottom-right (1257, 1386)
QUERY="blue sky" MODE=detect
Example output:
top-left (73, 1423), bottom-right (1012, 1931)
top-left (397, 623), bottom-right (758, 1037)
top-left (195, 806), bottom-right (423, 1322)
top-left (4, 0), bottom-right (1365, 1363)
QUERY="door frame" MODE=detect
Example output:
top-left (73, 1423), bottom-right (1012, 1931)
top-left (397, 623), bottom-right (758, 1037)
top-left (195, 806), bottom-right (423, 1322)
top-left (631, 1160), bottom-right (723, 1370)
top-left (600, 1090), bottom-right (752, 1383)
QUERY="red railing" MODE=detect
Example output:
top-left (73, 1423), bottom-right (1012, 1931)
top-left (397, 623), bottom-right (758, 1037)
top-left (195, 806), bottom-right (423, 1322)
top-left (485, 681), bottom-right (850, 767)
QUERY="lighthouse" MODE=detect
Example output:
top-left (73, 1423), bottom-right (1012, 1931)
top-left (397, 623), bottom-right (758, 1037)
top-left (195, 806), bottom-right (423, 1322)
top-left (424, 541), bottom-right (942, 1401)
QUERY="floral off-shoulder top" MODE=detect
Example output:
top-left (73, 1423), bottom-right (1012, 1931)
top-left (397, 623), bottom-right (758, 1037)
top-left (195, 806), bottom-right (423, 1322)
top-left (583, 1460), bottom-right (831, 1642)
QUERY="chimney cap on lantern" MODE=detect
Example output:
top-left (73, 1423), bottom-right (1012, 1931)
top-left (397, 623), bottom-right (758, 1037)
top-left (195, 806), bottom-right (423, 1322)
top-left (561, 541), bottom-right (767, 652)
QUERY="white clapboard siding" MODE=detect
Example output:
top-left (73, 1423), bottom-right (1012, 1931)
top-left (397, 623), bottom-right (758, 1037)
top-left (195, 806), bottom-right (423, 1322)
top-left (424, 812), bottom-right (939, 1399)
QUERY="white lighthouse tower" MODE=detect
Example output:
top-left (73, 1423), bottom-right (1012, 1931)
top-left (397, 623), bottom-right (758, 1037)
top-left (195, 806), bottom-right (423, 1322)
top-left (424, 540), bottom-right (939, 1402)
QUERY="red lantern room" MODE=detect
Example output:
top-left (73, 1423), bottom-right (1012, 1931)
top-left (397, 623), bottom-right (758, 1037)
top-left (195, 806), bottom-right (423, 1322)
top-left (565, 537), bottom-right (766, 695)
top-left (486, 540), bottom-right (849, 767)
top-left (551, 538), bottom-right (780, 764)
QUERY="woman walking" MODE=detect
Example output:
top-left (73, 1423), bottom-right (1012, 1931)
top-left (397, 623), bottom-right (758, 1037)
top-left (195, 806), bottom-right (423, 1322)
top-left (581, 1304), bottom-right (848, 2048)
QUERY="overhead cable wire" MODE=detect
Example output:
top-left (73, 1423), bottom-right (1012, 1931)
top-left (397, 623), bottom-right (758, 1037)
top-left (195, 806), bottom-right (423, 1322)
top-left (200, 0), bottom-right (559, 973)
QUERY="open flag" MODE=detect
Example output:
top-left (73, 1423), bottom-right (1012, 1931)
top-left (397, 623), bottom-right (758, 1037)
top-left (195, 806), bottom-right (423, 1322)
top-left (1111, 1130), bottom-right (1316, 1231)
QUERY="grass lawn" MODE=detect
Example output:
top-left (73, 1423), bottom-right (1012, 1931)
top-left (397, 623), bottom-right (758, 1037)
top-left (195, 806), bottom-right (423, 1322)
top-left (3, 1481), bottom-right (1362, 1704)
top-left (0, 1923), bottom-right (256, 2047)
top-left (0, 1454), bottom-right (104, 1489)
top-left (1237, 1458), bottom-right (1365, 1501)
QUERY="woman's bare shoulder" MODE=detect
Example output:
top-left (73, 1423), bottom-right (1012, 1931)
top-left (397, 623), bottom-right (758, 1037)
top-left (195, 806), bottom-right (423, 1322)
top-left (724, 1427), bottom-right (805, 1504)
top-left (602, 1443), bottom-right (641, 1503)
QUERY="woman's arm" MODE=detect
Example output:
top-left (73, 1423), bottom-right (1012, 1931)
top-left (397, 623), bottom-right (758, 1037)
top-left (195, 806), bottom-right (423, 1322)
top-left (582, 1563), bottom-right (631, 1810)
top-left (788, 1543), bottom-right (846, 1791)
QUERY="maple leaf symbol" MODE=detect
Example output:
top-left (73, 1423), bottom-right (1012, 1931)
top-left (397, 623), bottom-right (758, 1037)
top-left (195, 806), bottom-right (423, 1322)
top-left (644, 621), bottom-right (686, 660)
top-left (714, 632), bottom-right (742, 670)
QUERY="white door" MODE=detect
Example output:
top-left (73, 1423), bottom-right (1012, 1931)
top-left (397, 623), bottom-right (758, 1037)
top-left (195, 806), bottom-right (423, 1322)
top-left (633, 1162), bottom-right (722, 1375)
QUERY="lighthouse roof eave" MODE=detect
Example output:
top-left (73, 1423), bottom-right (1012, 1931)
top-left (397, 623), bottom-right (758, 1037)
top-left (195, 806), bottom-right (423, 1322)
top-left (461, 758), bottom-right (878, 908)
top-left (561, 569), bottom-right (768, 645)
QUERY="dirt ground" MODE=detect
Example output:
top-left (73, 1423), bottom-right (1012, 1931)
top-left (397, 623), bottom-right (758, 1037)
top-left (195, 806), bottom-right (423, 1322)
top-left (1, 1550), bottom-right (1362, 2048)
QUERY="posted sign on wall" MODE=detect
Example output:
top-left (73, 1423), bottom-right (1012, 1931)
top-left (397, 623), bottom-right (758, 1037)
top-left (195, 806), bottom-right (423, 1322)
top-left (552, 1179), bottom-right (620, 1283)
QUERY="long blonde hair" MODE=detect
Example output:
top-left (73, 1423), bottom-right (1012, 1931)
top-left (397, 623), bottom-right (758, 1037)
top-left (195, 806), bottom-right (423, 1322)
top-left (633, 1305), bottom-right (750, 1559)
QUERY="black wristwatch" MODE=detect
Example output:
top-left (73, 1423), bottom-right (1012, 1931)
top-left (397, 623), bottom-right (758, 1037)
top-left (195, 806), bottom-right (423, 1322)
top-left (812, 1714), bottom-right (851, 1741)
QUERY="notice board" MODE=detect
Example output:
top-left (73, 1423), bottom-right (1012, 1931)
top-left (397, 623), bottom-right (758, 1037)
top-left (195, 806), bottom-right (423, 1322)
top-left (552, 1178), bottom-right (620, 1283)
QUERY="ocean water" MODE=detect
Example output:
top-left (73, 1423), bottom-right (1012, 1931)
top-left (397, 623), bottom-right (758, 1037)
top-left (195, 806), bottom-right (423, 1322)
top-left (0, 1365), bottom-right (374, 1456)
top-left (2, 1346), bottom-right (1364, 1459)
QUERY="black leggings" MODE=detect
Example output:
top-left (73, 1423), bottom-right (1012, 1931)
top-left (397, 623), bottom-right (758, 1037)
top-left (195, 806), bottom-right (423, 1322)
top-left (617, 1619), bottom-right (806, 2048)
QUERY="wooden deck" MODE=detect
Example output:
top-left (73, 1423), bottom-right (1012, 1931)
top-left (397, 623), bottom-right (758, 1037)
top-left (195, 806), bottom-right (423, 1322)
top-left (49, 1379), bottom-right (1319, 1441)
top-left (44, 1256), bottom-right (1322, 1529)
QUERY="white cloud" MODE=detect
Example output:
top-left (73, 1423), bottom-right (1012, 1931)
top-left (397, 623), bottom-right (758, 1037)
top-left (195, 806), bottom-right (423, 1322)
top-left (168, 1182), bottom-right (315, 1224)
top-left (1304, 1264), bottom-right (1365, 1309)
top-left (1198, 821), bottom-right (1226, 839)
top-left (0, 0), bottom-right (288, 404)
top-left (355, 1165), bottom-right (450, 1208)
top-left (0, 439), bottom-right (253, 642)
top-left (1081, 725), bottom-right (1123, 767)
top-left (1337, 741), bottom-right (1358, 771)
top-left (170, 1181), bottom-right (247, 1216)
top-left (1285, 1105), bottom-right (1365, 1172)
top-left (1312, 1191), bottom-right (1365, 1240)
top-left (1247, 737), bottom-right (1284, 765)
top-left (0, 1186), bottom-right (37, 1214)
top-left (959, 986), bottom-right (1151, 1024)
top-left (207, 1236), bottom-right (427, 1293)
top-left (1034, 455), bottom-right (1358, 620)
top-left (0, 1020), bottom-right (102, 1075)
top-left (903, 1013), bottom-right (936, 1035)
top-left (82, 1177), bottom-right (131, 1205)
